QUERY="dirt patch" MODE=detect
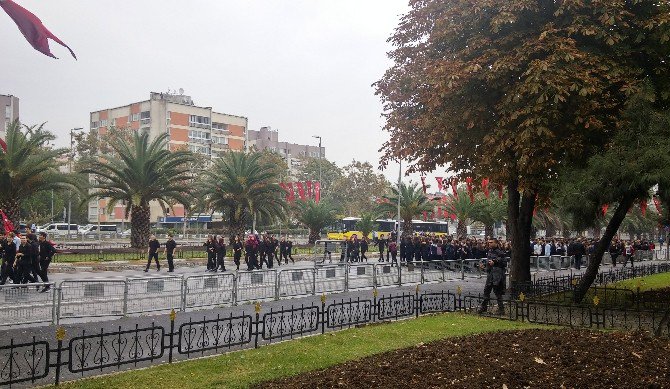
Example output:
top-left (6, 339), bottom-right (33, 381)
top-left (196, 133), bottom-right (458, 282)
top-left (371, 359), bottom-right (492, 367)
top-left (257, 329), bottom-right (670, 388)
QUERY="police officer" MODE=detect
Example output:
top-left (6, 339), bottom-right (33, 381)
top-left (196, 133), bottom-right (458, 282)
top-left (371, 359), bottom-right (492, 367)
top-left (232, 235), bottom-right (243, 270)
top-left (0, 233), bottom-right (17, 284)
top-left (478, 238), bottom-right (507, 315)
top-left (37, 232), bottom-right (56, 290)
top-left (216, 236), bottom-right (227, 272)
top-left (145, 234), bottom-right (161, 272)
top-left (164, 234), bottom-right (177, 272)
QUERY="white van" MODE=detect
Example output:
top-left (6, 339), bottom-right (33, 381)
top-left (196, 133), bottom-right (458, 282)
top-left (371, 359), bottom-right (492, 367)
top-left (37, 223), bottom-right (79, 236)
top-left (82, 225), bottom-right (118, 236)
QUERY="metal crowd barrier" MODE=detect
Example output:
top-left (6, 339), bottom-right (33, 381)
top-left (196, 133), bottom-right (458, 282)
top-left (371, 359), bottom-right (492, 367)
top-left (3, 253), bottom-right (664, 327)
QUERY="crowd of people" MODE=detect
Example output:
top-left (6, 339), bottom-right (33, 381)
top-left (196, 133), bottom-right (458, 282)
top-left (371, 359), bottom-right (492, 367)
top-left (0, 231), bottom-right (56, 291)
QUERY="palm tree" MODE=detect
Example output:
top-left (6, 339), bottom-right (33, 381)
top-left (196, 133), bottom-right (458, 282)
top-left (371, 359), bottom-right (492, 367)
top-left (472, 193), bottom-right (507, 238)
top-left (355, 213), bottom-right (378, 239)
top-left (376, 183), bottom-right (433, 237)
top-left (201, 151), bottom-right (287, 241)
top-left (82, 132), bottom-right (195, 248)
top-left (293, 200), bottom-right (337, 243)
top-left (0, 121), bottom-right (74, 227)
top-left (443, 189), bottom-right (479, 238)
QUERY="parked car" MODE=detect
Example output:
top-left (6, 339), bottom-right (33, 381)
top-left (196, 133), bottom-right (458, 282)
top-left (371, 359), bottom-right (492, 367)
top-left (120, 229), bottom-right (131, 238)
top-left (81, 225), bottom-right (118, 236)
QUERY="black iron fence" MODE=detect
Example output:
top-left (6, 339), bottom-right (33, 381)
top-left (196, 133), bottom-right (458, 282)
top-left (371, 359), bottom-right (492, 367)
top-left (1, 283), bottom-right (669, 387)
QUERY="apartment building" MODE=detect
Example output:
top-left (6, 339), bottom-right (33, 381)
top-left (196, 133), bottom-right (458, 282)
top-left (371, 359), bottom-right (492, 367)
top-left (1, 94), bottom-right (19, 139)
top-left (88, 91), bottom-right (248, 224)
top-left (247, 126), bottom-right (325, 177)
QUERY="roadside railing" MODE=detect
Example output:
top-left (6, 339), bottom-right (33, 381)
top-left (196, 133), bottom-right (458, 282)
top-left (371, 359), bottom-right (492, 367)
top-left (1, 283), bottom-right (668, 387)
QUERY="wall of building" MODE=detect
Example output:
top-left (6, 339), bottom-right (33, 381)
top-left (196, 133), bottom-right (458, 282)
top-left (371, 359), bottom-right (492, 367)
top-left (1, 94), bottom-right (20, 138)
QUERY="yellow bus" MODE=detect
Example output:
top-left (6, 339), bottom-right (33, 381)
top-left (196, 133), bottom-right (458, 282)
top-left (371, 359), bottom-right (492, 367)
top-left (326, 217), bottom-right (450, 240)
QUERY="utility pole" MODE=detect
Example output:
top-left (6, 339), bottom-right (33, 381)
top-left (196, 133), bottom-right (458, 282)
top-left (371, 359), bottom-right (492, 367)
top-left (312, 135), bottom-right (322, 192)
top-left (396, 160), bottom-right (402, 250)
top-left (68, 128), bottom-right (83, 240)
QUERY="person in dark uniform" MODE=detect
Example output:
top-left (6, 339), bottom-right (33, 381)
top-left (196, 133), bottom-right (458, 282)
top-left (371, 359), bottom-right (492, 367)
top-left (258, 236), bottom-right (269, 269)
top-left (0, 233), bottom-right (17, 285)
top-left (350, 235), bottom-right (360, 262)
top-left (377, 237), bottom-right (386, 262)
top-left (15, 235), bottom-right (37, 283)
top-left (216, 236), bottom-right (227, 272)
top-left (609, 239), bottom-right (622, 267)
top-left (286, 239), bottom-right (294, 263)
top-left (145, 234), bottom-right (161, 272)
top-left (568, 238), bottom-right (586, 270)
top-left (164, 234), bottom-right (177, 272)
top-left (232, 235), bottom-right (243, 270)
top-left (245, 235), bottom-right (259, 270)
top-left (478, 238), bottom-right (507, 315)
top-left (205, 235), bottom-right (217, 271)
top-left (360, 237), bottom-right (369, 262)
top-left (37, 232), bottom-right (55, 290)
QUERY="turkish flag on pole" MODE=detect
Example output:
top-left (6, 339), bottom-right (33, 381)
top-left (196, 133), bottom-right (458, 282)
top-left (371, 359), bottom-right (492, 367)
top-left (450, 177), bottom-right (459, 197)
top-left (435, 177), bottom-right (444, 193)
top-left (640, 199), bottom-right (648, 217)
top-left (0, 138), bottom-right (6, 152)
top-left (296, 182), bottom-right (306, 201)
top-left (497, 184), bottom-right (504, 200)
top-left (481, 178), bottom-right (490, 198)
top-left (287, 182), bottom-right (295, 202)
top-left (1, 0), bottom-right (77, 59)
top-left (314, 182), bottom-right (321, 203)
top-left (602, 204), bottom-right (609, 216)
top-left (420, 176), bottom-right (427, 194)
top-left (306, 180), bottom-right (313, 199)
top-left (0, 210), bottom-right (14, 233)
top-left (465, 177), bottom-right (474, 203)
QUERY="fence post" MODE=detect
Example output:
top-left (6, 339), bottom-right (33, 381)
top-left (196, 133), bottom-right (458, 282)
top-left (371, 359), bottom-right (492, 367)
top-left (254, 302), bottom-right (261, 348)
top-left (52, 284), bottom-right (59, 326)
top-left (180, 277), bottom-right (187, 312)
top-left (460, 259), bottom-right (465, 280)
top-left (55, 286), bottom-right (62, 326)
top-left (320, 294), bottom-right (326, 334)
top-left (373, 288), bottom-right (378, 322)
top-left (168, 309), bottom-right (176, 363)
top-left (232, 273), bottom-right (238, 306)
top-left (274, 270), bottom-right (280, 301)
top-left (54, 326), bottom-right (66, 386)
top-left (312, 269), bottom-right (317, 296)
top-left (122, 279), bottom-right (129, 316)
top-left (415, 284), bottom-right (420, 318)
top-left (344, 263), bottom-right (349, 292)
top-left (398, 264), bottom-right (402, 287)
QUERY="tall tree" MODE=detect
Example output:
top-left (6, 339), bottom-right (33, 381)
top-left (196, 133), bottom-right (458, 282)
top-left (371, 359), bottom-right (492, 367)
top-left (330, 160), bottom-right (391, 216)
top-left (471, 193), bottom-right (507, 239)
top-left (201, 151), bottom-right (287, 241)
top-left (376, 182), bottom-right (433, 237)
top-left (376, 0), bottom-right (670, 292)
top-left (82, 132), bottom-right (195, 248)
top-left (0, 121), bottom-right (74, 228)
top-left (443, 189), bottom-right (479, 238)
top-left (356, 213), bottom-right (379, 239)
top-left (296, 157), bottom-right (343, 197)
top-left (293, 200), bottom-right (338, 244)
top-left (556, 86), bottom-right (670, 302)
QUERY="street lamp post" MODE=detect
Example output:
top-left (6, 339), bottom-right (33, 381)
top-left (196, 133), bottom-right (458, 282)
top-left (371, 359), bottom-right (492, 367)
top-left (312, 135), bottom-right (322, 188)
top-left (68, 127), bottom-right (83, 240)
top-left (396, 160), bottom-right (402, 251)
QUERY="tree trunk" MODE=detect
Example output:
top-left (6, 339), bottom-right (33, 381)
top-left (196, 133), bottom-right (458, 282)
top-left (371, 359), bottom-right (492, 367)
top-left (0, 198), bottom-right (20, 232)
top-left (308, 228), bottom-right (320, 244)
top-left (485, 224), bottom-right (494, 239)
top-left (402, 219), bottom-right (413, 238)
top-left (228, 219), bottom-right (246, 244)
top-left (130, 204), bottom-right (151, 249)
top-left (508, 179), bottom-right (537, 296)
top-left (573, 196), bottom-right (636, 303)
top-left (456, 220), bottom-right (467, 238)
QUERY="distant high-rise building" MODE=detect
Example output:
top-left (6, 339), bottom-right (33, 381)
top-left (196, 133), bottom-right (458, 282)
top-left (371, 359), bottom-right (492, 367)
top-left (1, 94), bottom-right (19, 139)
top-left (88, 91), bottom-right (248, 224)
top-left (247, 126), bottom-right (325, 177)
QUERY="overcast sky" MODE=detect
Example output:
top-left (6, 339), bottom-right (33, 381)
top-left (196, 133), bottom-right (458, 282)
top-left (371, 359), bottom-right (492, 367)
top-left (0, 0), bottom-right (447, 185)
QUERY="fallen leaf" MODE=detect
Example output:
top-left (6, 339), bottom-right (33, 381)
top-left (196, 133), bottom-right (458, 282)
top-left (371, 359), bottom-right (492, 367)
top-left (632, 352), bottom-right (642, 359)
top-left (534, 357), bottom-right (546, 365)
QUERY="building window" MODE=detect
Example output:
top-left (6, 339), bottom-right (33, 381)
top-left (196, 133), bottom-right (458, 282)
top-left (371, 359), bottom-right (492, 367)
top-left (212, 122), bottom-right (228, 131)
top-left (91, 121), bottom-right (99, 129)
top-left (140, 111), bottom-right (151, 125)
top-left (189, 130), bottom-right (211, 140)
top-left (189, 115), bottom-right (211, 128)
top-left (130, 113), bottom-right (140, 122)
top-left (4, 106), bottom-right (11, 120)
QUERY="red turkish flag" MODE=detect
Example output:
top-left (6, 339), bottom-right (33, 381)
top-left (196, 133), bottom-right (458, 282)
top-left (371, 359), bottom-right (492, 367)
top-left (286, 182), bottom-right (295, 202)
top-left (306, 180), bottom-right (313, 199)
top-left (497, 184), bottom-right (504, 200)
top-left (450, 213), bottom-right (457, 221)
top-left (296, 182), bottom-right (306, 201)
top-left (640, 199), bottom-right (648, 217)
top-left (1, 0), bottom-right (76, 59)
top-left (0, 210), bottom-right (14, 233)
top-left (450, 177), bottom-right (459, 197)
top-left (602, 204), bottom-right (609, 216)
top-left (0, 138), bottom-right (6, 152)
top-left (435, 177), bottom-right (444, 192)
top-left (314, 182), bottom-right (321, 203)
top-left (653, 196), bottom-right (662, 213)
top-left (481, 178), bottom-right (490, 198)
top-left (279, 183), bottom-right (289, 201)
top-left (422, 211), bottom-right (427, 221)
top-left (465, 177), bottom-right (474, 203)
top-left (420, 176), bottom-right (427, 194)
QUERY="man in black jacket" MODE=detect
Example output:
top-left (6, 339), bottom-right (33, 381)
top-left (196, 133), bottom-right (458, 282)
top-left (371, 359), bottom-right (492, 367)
top-left (478, 238), bottom-right (507, 315)
top-left (164, 234), bottom-right (177, 272)
top-left (377, 237), bottom-right (386, 262)
top-left (568, 238), bottom-right (586, 270)
top-left (37, 232), bottom-right (56, 289)
top-left (145, 235), bottom-right (161, 272)
top-left (0, 233), bottom-right (16, 285)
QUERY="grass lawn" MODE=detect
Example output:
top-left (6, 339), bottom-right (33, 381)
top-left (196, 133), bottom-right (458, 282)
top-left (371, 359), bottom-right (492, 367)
top-left (56, 313), bottom-right (543, 389)
top-left (613, 272), bottom-right (670, 291)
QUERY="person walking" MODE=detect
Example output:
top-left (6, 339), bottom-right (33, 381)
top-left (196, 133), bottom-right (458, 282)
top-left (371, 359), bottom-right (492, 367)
top-left (205, 235), bottom-right (217, 271)
top-left (377, 236), bottom-right (386, 262)
top-left (145, 234), bottom-right (161, 272)
top-left (360, 237), bottom-right (369, 262)
top-left (164, 234), bottom-right (177, 272)
top-left (245, 235), bottom-right (259, 271)
top-left (15, 235), bottom-right (37, 284)
top-left (216, 236), bottom-right (227, 272)
top-left (232, 235), bottom-right (243, 270)
top-left (569, 238), bottom-right (586, 270)
top-left (609, 239), bottom-right (622, 267)
top-left (37, 232), bottom-right (56, 290)
top-left (286, 239), bottom-right (294, 264)
top-left (389, 239), bottom-right (398, 266)
top-left (478, 238), bottom-right (507, 315)
top-left (0, 233), bottom-right (17, 285)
